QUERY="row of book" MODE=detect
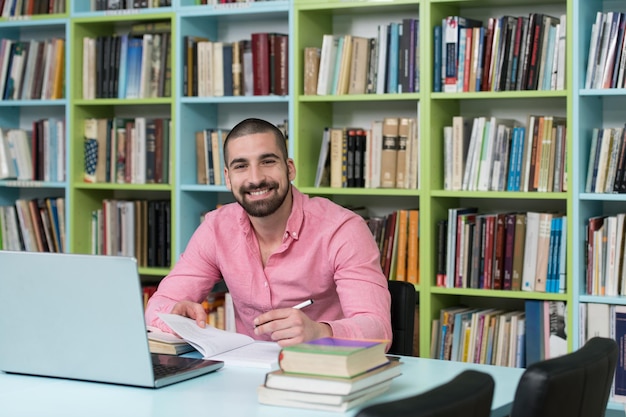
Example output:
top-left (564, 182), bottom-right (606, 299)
top-left (83, 26), bottom-right (171, 100)
top-left (432, 300), bottom-right (567, 368)
top-left (366, 209), bottom-right (419, 284)
top-left (0, 119), bottom-right (66, 182)
top-left (444, 115), bottom-right (567, 193)
top-left (0, 0), bottom-right (65, 16)
top-left (183, 32), bottom-right (288, 97)
top-left (91, 0), bottom-right (171, 10)
top-left (0, 197), bottom-right (65, 253)
top-left (315, 116), bottom-right (420, 190)
top-left (435, 13), bottom-right (566, 93)
top-left (585, 12), bottom-right (626, 90)
top-left (307, 18), bottom-right (420, 96)
top-left (258, 337), bottom-right (400, 412)
top-left (585, 126), bottom-right (626, 194)
top-left (439, 209), bottom-right (566, 294)
top-left (0, 37), bottom-right (65, 101)
top-left (579, 303), bottom-right (626, 402)
top-left (586, 213), bottom-right (626, 297)
top-left (195, 129), bottom-right (227, 186)
top-left (194, 120), bottom-right (287, 185)
top-left (90, 199), bottom-right (171, 268)
top-left (83, 117), bottom-right (171, 185)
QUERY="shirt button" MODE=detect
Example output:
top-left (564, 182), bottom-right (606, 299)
top-left (292, 232), bottom-right (297, 237)
top-left (264, 282), bottom-right (268, 287)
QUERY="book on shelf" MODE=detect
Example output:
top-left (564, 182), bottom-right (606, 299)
top-left (375, 23), bottom-right (388, 94)
top-left (613, 305), bottom-right (626, 402)
top-left (380, 117), bottom-right (399, 188)
top-left (385, 22), bottom-right (400, 94)
top-left (524, 300), bottom-right (547, 366)
top-left (278, 337), bottom-right (389, 378)
top-left (313, 127), bottom-right (331, 187)
top-left (303, 46), bottom-right (321, 96)
top-left (347, 36), bottom-right (370, 95)
top-left (546, 300), bottom-right (567, 360)
top-left (271, 33), bottom-right (289, 96)
top-left (158, 313), bottom-right (280, 369)
top-left (232, 40), bottom-right (243, 96)
top-left (406, 209), bottom-right (420, 285)
top-left (147, 326), bottom-right (195, 356)
top-left (317, 34), bottom-right (339, 95)
top-left (329, 127), bottom-right (346, 188)
top-left (251, 32), bottom-right (271, 96)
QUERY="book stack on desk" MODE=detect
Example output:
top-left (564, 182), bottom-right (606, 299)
top-left (257, 337), bottom-right (401, 412)
top-left (146, 326), bottom-right (195, 355)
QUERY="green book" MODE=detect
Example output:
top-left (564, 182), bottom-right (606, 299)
top-left (278, 337), bottom-right (389, 378)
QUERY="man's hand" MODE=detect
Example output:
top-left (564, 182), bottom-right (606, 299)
top-left (170, 300), bottom-right (208, 328)
top-left (253, 308), bottom-right (332, 347)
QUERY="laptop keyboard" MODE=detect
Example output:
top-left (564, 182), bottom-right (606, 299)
top-left (151, 354), bottom-right (220, 379)
top-left (153, 363), bottom-right (193, 378)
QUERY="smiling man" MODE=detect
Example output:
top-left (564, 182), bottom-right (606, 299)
top-left (145, 118), bottom-right (392, 348)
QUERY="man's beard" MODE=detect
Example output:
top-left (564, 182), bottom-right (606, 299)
top-left (235, 180), bottom-right (289, 217)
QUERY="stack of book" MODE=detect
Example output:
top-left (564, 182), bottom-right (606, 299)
top-left (257, 337), bottom-right (402, 412)
top-left (146, 326), bottom-right (194, 356)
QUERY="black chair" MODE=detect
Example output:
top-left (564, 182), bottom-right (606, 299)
top-left (388, 280), bottom-right (416, 356)
top-left (509, 336), bottom-right (618, 417)
top-left (355, 370), bottom-right (495, 417)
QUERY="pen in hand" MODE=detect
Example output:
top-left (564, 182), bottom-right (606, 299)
top-left (254, 299), bottom-right (314, 328)
top-left (291, 299), bottom-right (314, 310)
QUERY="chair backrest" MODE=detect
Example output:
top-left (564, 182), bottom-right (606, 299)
top-left (388, 280), bottom-right (416, 356)
top-left (510, 337), bottom-right (618, 417)
top-left (355, 370), bottom-right (495, 417)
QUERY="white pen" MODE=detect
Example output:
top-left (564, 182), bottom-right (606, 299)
top-left (292, 299), bottom-right (314, 310)
top-left (254, 299), bottom-right (315, 329)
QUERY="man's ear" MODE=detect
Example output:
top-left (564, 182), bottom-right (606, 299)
top-left (224, 167), bottom-right (232, 190)
top-left (287, 158), bottom-right (296, 181)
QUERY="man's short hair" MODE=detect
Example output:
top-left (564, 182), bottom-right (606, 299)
top-left (224, 118), bottom-right (288, 163)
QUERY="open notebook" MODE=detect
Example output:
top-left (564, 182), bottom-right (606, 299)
top-left (0, 251), bottom-right (223, 388)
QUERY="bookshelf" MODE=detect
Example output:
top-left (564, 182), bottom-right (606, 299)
top-left (574, 0), bottom-right (626, 412)
top-left (69, 8), bottom-right (176, 278)
top-left (293, 0), bottom-right (572, 360)
top-left (2, 1), bottom-right (626, 410)
top-left (0, 6), bottom-right (69, 250)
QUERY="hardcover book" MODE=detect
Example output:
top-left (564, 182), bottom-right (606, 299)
top-left (264, 359), bottom-right (401, 395)
top-left (278, 337), bottom-right (389, 378)
top-left (257, 380), bottom-right (392, 412)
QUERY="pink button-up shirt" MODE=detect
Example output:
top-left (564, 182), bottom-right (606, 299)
top-left (145, 187), bottom-right (392, 343)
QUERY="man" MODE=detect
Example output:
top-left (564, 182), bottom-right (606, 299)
top-left (145, 118), bottom-right (391, 348)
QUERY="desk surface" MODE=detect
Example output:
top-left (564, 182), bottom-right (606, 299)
top-left (0, 355), bottom-right (524, 417)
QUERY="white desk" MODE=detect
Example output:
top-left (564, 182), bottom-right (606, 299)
top-left (0, 356), bottom-right (524, 417)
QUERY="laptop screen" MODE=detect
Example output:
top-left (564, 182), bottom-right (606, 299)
top-left (0, 251), bottom-right (222, 387)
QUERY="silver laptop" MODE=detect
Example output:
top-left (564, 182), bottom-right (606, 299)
top-left (0, 251), bottom-right (223, 388)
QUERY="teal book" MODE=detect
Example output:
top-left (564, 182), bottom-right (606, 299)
top-left (117, 34), bottom-right (129, 99)
top-left (386, 22), bottom-right (399, 94)
top-left (278, 337), bottom-right (389, 378)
